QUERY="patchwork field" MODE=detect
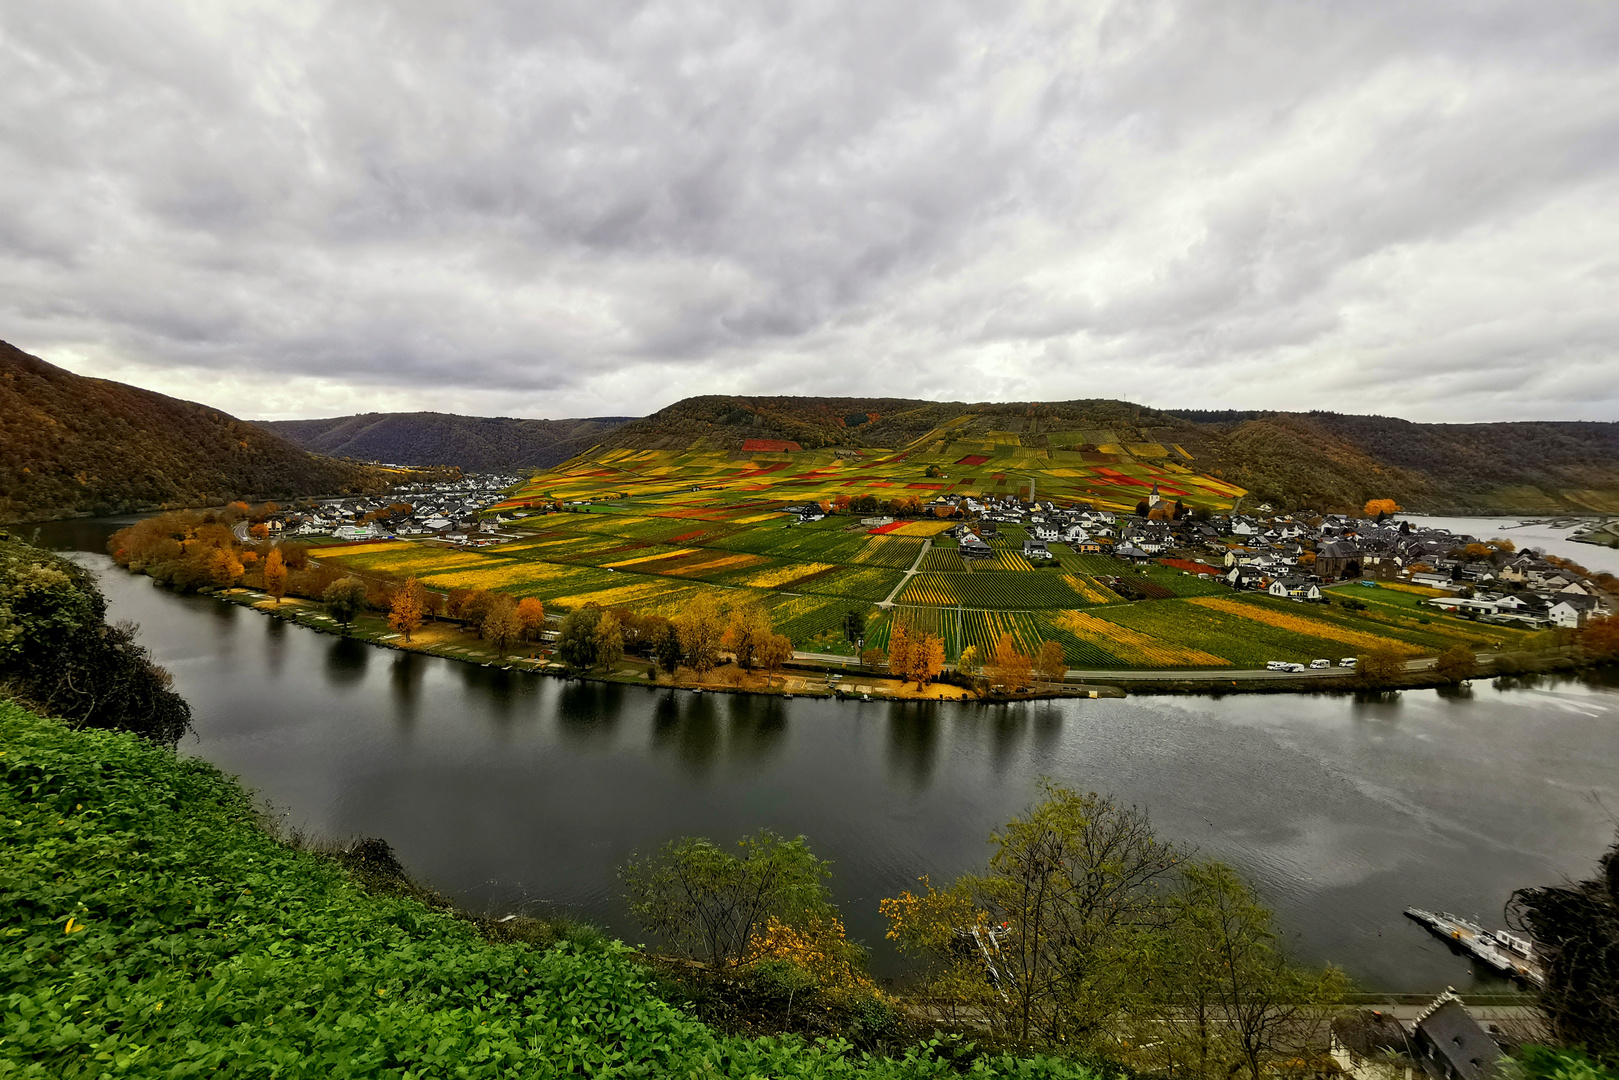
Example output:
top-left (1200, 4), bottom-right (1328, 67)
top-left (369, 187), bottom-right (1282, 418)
top-left (311, 446), bottom-right (1539, 670)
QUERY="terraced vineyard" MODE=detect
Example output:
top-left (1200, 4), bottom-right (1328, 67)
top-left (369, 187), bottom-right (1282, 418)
top-left (312, 441), bottom-right (1541, 671)
top-left (897, 571), bottom-right (1087, 608)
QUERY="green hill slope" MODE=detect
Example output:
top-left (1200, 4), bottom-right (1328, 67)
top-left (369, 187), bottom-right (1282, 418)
top-left (0, 342), bottom-right (405, 522)
top-left (0, 702), bottom-right (1095, 1078)
top-left (260, 412), bottom-right (633, 471)
top-left (587, 395), bottom-right (1619, 514)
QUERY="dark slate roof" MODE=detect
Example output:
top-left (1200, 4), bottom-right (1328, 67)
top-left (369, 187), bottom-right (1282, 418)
top-left (1414, 995), bottom-right (1499, 1080)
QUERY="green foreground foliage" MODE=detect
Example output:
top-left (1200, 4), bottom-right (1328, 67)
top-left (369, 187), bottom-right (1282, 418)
top-left (0, 701), bottom-right (1099, 1078)
top-left (0, 537), bottom-right (189, 746)
top-left (1516, 1047), bottom-right (1619, 1080)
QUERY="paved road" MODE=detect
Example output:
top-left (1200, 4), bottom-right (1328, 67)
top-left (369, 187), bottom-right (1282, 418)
top-left (878, 537), bottom-right (932, 608)
top-left (788, 653), bottom-right (1490, 681)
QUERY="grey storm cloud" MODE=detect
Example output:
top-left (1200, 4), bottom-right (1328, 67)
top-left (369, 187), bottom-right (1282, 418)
top-left (1, 0), bottom-right (1617, 421)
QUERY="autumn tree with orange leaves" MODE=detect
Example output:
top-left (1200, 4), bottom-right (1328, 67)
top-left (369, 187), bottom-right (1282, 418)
top-left (388, 578), bottom-right (425, 642)
top-left (262, 547), bottom-right (287, 605)
top-left (986, 633), bottom-right (1033, 692)
top-left (1363, 498), bottom-right (1401, 519)
top-left (516, 596), bottom-right (546, 641)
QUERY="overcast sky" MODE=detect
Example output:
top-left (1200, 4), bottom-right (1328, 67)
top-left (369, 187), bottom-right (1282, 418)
top-left (3, 1), bottom-right (1617, 423)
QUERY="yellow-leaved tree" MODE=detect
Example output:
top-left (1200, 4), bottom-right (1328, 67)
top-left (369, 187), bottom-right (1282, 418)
top-left (906, 632), bottom-right (946, 688)
top-left (262, 547), bottom-right (287, 605)
top-left (516, 597), bottom-right (546, 641)
top-left (676, 592), bottom-right (725, 678)
top-left (888, 625), bottom-right (914, 683)
top-left (986, 633), bottom-right (1032, 692)
top-left (388, 578), bottom-right (425, 642)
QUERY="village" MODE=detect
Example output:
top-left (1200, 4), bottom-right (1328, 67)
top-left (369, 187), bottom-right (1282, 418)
top-left (909, 481), bottom-right (1614, 632)
top-left (265, 474), bottom-right (526, 544)
top-left (258, 462), bottom-right (1616, 653)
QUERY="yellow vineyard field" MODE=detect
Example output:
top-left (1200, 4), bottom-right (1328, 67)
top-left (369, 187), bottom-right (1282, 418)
top-left (1185, 597), bottom-right (1425, 656)
top-left (1056, 610), bottom-right (1229, 667)
top-left (545, 580), bottom-right (705, 613)
top-left (420, 563), bottom-right (583, 591)
top-left (603, 547), bottom-right (700, 569)
top-left (992, 550), bottom-right (1035, 572)
top-left (891, 519), bottom-right (958, 537)
top-left (662, 551), bottom-right (765, 577)
top-left (1064, 574), bottom-right (1118, 604)
top-left (1378, 582), bottom-right (1450, 598)
top-left (743, 562), bottom-right (837, 588)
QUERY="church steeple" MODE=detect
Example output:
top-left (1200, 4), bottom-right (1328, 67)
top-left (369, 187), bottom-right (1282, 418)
top-left (1148, 482), bottom-right (1161, 508)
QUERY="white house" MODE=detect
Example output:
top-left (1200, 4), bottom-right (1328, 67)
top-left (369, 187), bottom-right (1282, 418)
top-left (1548, 599), bottom-right (1588, 628)
top-left (1267, 577), bottom-right (1322, 601)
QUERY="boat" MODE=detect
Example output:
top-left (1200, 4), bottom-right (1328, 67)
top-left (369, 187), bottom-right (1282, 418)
top-left (1404, 907), bottom-right (1544, 985)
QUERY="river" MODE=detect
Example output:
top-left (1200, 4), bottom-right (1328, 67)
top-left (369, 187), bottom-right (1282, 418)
top-left (1397, 514), bottom-right (1619, 576)
top-left (25, 517), bottom-right (1619, 993)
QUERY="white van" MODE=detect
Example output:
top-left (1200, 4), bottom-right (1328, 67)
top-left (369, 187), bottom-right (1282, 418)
top-left (1310, 659), bottom-right (1331, 669)
top-left (1266, 661), bottom-right (1288, 671)
top-left (1339, 657), bottom-right (1358, 668)
top-left (1283, 662), bottom-right (1307, 673)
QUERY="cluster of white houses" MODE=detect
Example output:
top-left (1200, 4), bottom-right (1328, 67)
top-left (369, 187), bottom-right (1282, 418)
top-left (268, 474), bottom-right (1612, 630)
top-left (1216, 516), bottom-right (1610, 628)
top-left (269, 475), bottom-right (525, 546)
top-left (896, 488), bottom-right (1612, 630)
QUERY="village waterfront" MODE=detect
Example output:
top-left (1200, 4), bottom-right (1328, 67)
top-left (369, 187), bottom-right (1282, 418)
top-left (31, 515), bottom-right (1619, 996)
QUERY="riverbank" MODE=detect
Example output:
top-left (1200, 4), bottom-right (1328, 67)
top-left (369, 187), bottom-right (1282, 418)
top-left (205, 585), bottom-right (1136, 701)
top-left (2, 700), bottom-right (1103, 1078)
top-left (197, 582), bottom-right (1608, 703)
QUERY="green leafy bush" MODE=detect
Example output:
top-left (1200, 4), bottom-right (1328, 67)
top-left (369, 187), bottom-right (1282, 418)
top-left (0, 538), bottom-right (189, 745)
top-left (0, 702), bottom-right (1099, 1078)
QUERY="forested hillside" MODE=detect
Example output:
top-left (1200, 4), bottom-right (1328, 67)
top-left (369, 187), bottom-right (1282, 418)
top-left (0, 342), bottom-right (406, 522)
top-left (262, 411), bottom-right (632, 471)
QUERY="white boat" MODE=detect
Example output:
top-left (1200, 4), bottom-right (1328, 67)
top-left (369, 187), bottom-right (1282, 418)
top-left (1404, 907), bottom-right (1544, 985)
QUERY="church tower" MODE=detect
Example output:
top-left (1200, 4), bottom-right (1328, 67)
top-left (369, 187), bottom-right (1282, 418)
top-left (1148, 482), bottom-right (1161, 508)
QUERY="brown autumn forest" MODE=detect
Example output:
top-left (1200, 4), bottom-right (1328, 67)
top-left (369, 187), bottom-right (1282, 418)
top-left (0, 342), bottom-right (433, 522)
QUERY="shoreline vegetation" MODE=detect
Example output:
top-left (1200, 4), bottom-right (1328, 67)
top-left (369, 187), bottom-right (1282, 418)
top-left (98, 506), bottom-right (1619, 702)
top-left (4, 519), bottom-right (1614, 1077)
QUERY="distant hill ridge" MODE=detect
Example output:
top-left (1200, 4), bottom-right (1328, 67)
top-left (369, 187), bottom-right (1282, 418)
top-left (260, 412), bottom-right (634, 472)
top-left (0, 341), bottom-right (413, 522)
top-left (569, 395), bottom-right (1619, 514)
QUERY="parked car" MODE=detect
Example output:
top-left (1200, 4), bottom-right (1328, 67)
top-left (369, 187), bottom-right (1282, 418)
top-left (1339, 657), bottom-right (1358, 668)
top-left (1310, 659), bottom-right (1331, 669)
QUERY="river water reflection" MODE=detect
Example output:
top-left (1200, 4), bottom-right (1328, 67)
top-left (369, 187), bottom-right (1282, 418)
top-left (28, 518), bottom-right (1619, 992)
